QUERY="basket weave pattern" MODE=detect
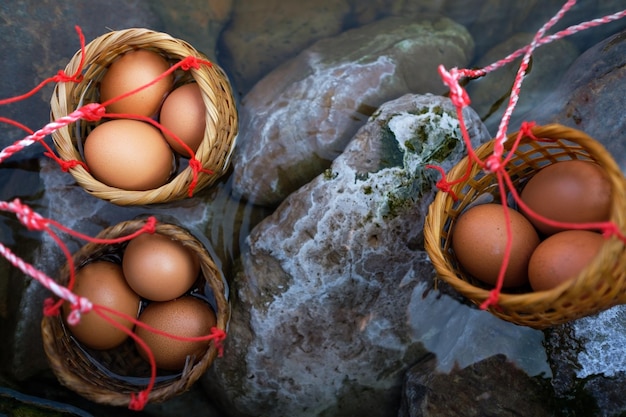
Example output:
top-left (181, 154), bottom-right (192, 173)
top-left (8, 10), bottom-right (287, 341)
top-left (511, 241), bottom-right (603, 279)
top-left (50, 28), bottom-right (238, 206)
top-left (41, 220), bottom-right (230, 406)
top-left (424, 123), bottom-right (626, 329)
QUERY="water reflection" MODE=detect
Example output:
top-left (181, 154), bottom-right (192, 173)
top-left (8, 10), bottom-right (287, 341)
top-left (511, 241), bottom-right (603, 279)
top-left (409, 281), bottom-right (550, 377)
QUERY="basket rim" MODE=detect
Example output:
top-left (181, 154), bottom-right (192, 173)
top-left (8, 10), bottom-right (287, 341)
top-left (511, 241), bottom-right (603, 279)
top-left (424, 123), bottom-right (626, 328)
top-left (49, 27), bottom-right (238, 206)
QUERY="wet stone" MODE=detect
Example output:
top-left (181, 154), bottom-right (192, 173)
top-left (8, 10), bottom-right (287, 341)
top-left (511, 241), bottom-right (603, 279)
top-left (231, 16), bottom-right (474, 207)
top-left (0, 385), bottom-right (95, 417)
top-left (219, 0), bottom-right (350, 93)
top-left (203, 94), bottom-right (550, 417)
top-left (464, 32), bottom-right (579, 134)
top-left (544, 306), bottom-right (626, 417)
top-left (443, 0), bottom-right (538, 54)
top-left (150, 0), bottom-right (234, 62)
top-left (519, 28), bottom-right (626, 171)
top-left (398, 354), bottom-right (555, 417)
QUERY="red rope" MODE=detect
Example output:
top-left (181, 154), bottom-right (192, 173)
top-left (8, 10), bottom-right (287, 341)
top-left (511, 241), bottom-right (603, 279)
top-left (0, 30), bottom-right (215, 198)
top-left (0, 25), bottom-right (226, 410)
top-left (0, 26), bottom-right (85, 106)
top-left (2, 1), bottom-right (622, 407)
top-left (429, 1), bottom-right (626, 309)
top-left (0, 198), bottom-right (226, 410)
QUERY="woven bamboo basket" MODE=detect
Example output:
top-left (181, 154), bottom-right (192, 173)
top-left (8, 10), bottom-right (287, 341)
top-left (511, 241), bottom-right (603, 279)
top-left (50, 28), bottom-right (238, 206)
top-left (41, 219), bottom-right (230, 406)
top-left (424, 123), bottom-right (626, 329)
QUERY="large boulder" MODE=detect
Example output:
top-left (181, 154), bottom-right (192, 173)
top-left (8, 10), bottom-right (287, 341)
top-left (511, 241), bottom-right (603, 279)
top-left (231, 16), bottom-right (474, 207)
top-left (464, 32), bottom-right (579, 134)
top-left (218, 0), bottom-right (350, 93)
top-left (204, 94), bottom-right (549, 417)
top-left (398, 354), bottom-right (554, 417)
top-left (522, 28), bottom-right (626, 170)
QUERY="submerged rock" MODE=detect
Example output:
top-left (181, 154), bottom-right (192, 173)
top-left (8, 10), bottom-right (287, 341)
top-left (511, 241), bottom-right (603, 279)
top-left (150, 0), bottom-right (234, 62)
top-left (0, 386), bottom-right (95, 417)
top-left (231, 16), bottom-right (474, 207)
top-left (204, 94), bottom-right (549, 417)
top-left (544, 306), bottom-right (626, 417)
top-left (443, 0), bottom-right (538, 54)
top-left (398, 354), bottom-right (554, 417)
top-left (464, 32), bottom-right (579, 134)
top-left (218, 0), bottom-right (350, 93)
top-left (518, 28), bottom-right (626, 171)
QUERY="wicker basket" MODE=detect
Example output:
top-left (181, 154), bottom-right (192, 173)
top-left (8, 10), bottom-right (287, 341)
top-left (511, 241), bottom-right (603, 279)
top-left (41, 219), bottom-right (230, 406)
top-left (424, 123), bottom-right (626, 329)
top-left (50, 28), bottom-right (238, 206)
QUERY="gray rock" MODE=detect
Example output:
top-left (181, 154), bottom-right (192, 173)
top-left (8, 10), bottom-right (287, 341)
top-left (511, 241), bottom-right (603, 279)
top-left (343, 0), bottom-right (539, 56)
top-left (218, 0), bottom-right (350, 94)
top-left (544, 306), bottom-right (626, 417)
top-left (464, 32), bottom-right (579, 134)
top-left (443, 0), bottom-right (538, 54)
top-left (150, 0), bottom-right (234, 62)
top-left (583, 370), bottom-right (626, 417)
top-left (398, 354), bottom-right (554, 417)
top-left (231, 16), bottom-right (474, 207)
top-left (204, 94), bottom-right (550, 417)
top-left (515, 0), bottom-right (626, 55)
top-left (516, 29), bottom-right (626, 171)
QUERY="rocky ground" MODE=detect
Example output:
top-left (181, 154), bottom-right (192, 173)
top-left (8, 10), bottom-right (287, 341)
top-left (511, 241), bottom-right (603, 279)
top-left (1, 1), bottom-right (626, 416)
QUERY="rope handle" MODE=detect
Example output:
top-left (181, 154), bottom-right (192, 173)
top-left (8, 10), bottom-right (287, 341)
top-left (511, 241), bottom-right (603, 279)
top-left (429, 0), bottom-right (626, 309)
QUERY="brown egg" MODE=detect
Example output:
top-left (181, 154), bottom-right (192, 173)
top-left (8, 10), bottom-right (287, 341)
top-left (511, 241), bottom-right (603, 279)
top-left (528, 230), bottom-right (604, 291)
top-left (99, 49), bottom-right (173, 117)
top-left (62, 261), bottom-right (140, 350)
top-left (122, 233), bottom-right (200, 301)
top-left (159, 83), bottom-right (206, 156)
top-left (135, 296), bottom-right (217, 371)
top-left (520, 160), bottom-right (612, 235)
top-left (84, 119), bottom-right (174, 191)
top-left (452, 203), bottom-right (540, 287)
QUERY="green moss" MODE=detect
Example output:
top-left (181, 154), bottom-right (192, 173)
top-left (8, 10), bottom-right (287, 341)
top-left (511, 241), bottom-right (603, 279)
top-left (427, 133), bottom-right (459, 163)
top-left (323, 168), bottom-right (338, 180)
top-left (378, 125), bottom-right (405, 170)
top-left (409, 124), bottom-right (429, 154)
top-left (380, 168), bottom-right (437, 220)
top-left (401, 105), bottom-right (461, 162)
top-left (0, 398), bottom-right (71, 417)
top-left (363, 105), bottom-right (463, 220)
top-left (363, 185), bottom-right (373, 195)
top-left (361, 212), bottom-right (374, 226)
top-left (383, 191), bottom-right (415, 218)
top-left (412, 106), bottom-right (431, 116)
top-left (404, 136), bottom-right (423, 154)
